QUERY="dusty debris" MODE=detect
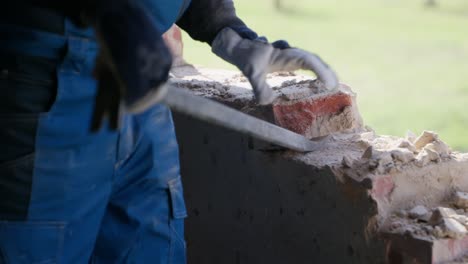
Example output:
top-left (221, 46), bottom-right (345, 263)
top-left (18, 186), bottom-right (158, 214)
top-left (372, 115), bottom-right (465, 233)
top-left (342, 155), bottom-right (353, 168)
top-left (429, 206), bottom-right (468, 227)
top-left (361, 131), bottom-right (375, 139)
top-left (454, 191), bottom-right (468, 209)
top-left (433, 218), bottom-right (467, 238)
top-left (408, 205), bottom-right (430, 221)
top-left (371, 135), bottom-right (399, 150)
top-left (388, 205), bottom-right (468, 239)
top-left (414, 154), bottom-right (429, 167)
top-left (411, 131), bottom-right (451, 162)
top-left (415, 148), bottom-right (439, 167)
top-left (395, 139), bottom-right (417, 153)
top-left (372, 150), bottom-right (389, 161)
top-left (362, 146), bottom-right (373, 159)
top-left (391, 148), bottom-right (415, 163)
top-left (376, 152), bottom-right (394, 169)
top-left (452, 214), bottom-right (468, 227)
top-left (429, 207), bottom-right (458, 225)
top-left (414, 131), bottom-right (439, 150)
top-left (271, 71), bottom-right (296, 77)
top-left (395, 209), bottom-right (408, 218)
top-left (425, 141), bottom-right (451, 158)
top-left (384, 214), bottom-right (433, 238)
top-left (425, 148), bottom-right (441, 162)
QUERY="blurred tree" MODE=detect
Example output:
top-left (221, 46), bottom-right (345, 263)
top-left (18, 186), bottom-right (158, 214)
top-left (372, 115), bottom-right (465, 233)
top-left (425, 0), bottom-right (437, 7)
top-left (275, 0), bottom-right (283, 11)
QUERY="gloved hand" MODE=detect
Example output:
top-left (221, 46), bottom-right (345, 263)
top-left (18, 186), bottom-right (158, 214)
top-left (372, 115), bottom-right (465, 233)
top-left (89, 0), bottom-right (172, 131)
top-left (177, 0), bottom-right (338, 105)
top-left (211, 27), bottom-right (338, 105)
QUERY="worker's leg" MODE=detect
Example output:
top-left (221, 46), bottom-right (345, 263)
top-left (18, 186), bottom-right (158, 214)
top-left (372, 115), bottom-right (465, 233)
top-left (92, 105), bottom-right (187, 264)
top-left (0, 20), bottom-right (118, 263)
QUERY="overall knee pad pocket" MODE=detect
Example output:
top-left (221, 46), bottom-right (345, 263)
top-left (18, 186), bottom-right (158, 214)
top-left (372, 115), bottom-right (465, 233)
top-left (0, 221), bottom-right (65, 264)
top-left (168, 176), bottom-right (187, 263)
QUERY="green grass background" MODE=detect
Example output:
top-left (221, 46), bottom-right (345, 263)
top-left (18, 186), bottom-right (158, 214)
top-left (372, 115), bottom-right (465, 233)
top-left (182, 0), bottom-right (468, 150)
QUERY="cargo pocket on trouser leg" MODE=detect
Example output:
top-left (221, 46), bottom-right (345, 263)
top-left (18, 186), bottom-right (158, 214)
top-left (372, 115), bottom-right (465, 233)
top-left (0, 221), bottom-right (65, 264)
top-left (168, 176), bottom-right (187, 264)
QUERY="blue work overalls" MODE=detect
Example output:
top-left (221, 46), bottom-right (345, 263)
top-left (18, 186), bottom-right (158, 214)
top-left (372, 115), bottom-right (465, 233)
top-left (0, 1), bottom-right (190, 263)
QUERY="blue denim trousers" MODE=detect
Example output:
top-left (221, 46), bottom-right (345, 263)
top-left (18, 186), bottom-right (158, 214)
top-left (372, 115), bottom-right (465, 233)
top-left (0, 19), bottom-right (187, 264)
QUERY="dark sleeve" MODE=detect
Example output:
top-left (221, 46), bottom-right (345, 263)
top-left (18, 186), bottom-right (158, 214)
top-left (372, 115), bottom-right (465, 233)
top-left (176, 0), bottom-right (256, 45)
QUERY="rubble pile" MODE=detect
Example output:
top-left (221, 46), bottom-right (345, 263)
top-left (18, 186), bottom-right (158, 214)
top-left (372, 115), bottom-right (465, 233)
top-left (385, 194), bottom-right (468, 240)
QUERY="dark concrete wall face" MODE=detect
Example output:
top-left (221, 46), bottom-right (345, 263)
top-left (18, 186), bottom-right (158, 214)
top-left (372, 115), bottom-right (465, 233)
top-left (173, 113), bottom-right (387, 264)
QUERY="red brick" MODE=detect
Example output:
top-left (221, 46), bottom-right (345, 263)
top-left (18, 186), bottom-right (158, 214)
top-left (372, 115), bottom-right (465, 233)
top-left (272, 91), bottom-right (353, 135)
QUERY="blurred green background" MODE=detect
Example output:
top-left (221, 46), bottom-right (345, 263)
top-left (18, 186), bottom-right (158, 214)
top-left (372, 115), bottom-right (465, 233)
top-left (182, 0), bottom-right (468, 150)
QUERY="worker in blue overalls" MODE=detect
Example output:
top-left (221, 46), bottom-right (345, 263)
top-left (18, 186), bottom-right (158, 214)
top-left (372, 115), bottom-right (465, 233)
top-left (0, 0), bottom-right (337, 263)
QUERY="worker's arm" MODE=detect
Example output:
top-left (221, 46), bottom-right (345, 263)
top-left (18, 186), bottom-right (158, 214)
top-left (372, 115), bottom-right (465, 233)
top-left (32, 0), bottom-right (172, 129)
top-left (30, 0), bottom-right (173, 129)
top-left (89, 0), bottom-right (173, 130)
top-left (177, 0), bottom-right (338, 104)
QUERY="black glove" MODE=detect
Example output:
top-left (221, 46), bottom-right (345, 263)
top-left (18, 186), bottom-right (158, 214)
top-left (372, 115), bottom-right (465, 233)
top-left (178, 0), bottom-right (338, 105)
